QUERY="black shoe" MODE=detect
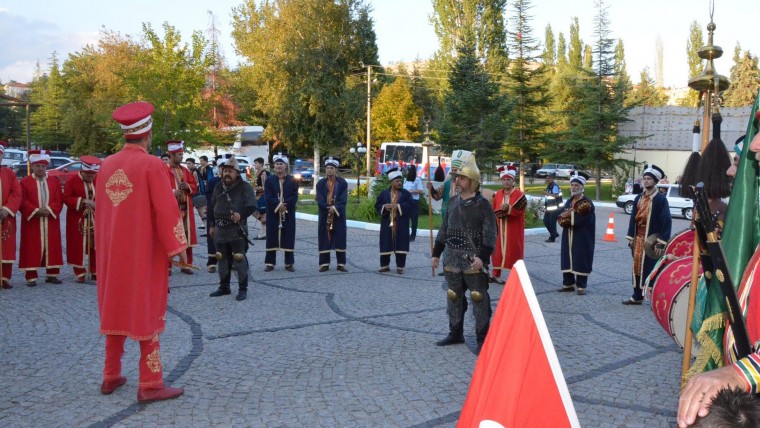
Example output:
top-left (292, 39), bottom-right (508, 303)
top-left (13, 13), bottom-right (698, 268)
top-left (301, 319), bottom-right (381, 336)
top-left (319, 266), bottom-right (329, 272)
top-left (435, 334), bottom-right (465, 347)
top-left (45, 277), bottom-right (63, 284)
top-left (264, 265), bottom-right (274, 272)
top-left (235, 290), bottom-right (247, 301)
top-left (200, 234), bottom-right (208, 238)
top-left (488, 275), bottom-right (503, 284)
top-left (199, 225), bottom-right (205, 229)
top-left (437, 272), bottom-right (445, 277)
top-left (557, 285), bottom-right (575, 292)
top-left (254, 236), bottom-right (266, 240)
top-left (545, 238), bottom-right (556, 243)
top-left (336, 265), bottom-right (348, 272)
top-left (378, 267), bottom-right (390, 273)
top-left (410, 238), bottom-right (416, 242)
top-left (209, 288), bottom-right (231, 297)
top-left (622, 298), bottom-right (644, 305)
top-left (285, 265), bottom-right (295, 272)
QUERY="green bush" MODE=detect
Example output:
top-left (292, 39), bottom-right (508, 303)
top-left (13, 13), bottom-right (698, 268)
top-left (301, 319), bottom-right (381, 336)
top-left (352, 197), bottom-right (379, 222)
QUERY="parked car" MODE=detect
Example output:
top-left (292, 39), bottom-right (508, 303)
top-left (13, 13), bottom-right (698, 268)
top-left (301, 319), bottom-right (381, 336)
top-left (2, 148), bottom-right (27, 167)
top-left (615, 184), bottom-right (693, 220)
top-left (293, 167), bottom-right (314, 186)
top-left (534, 163), bottom-right (560, 179)
top-left (47, 161), bottom-right (83, 187)
top-left (13, 156), bottom-right (75, 179)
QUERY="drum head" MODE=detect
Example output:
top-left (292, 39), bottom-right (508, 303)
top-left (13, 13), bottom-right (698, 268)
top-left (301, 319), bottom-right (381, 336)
top-left (666, 229), bottom-right (694, 259)
top-left (651, 257), bottom-right (702, 351)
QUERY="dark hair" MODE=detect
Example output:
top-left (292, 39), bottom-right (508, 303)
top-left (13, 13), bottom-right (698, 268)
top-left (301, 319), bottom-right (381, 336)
top-left (692, 387), bottom-right (760, 428)
top-left (406, 166), bottom-right (417, 181)
top-left (200, 155), bottom-right (208, 162)
top-left (186, 158), bottom-right (195, 163)
top-left (254, 157), bottom-right (265, 164)
top-left (160, 154), bottom-right (169, 159)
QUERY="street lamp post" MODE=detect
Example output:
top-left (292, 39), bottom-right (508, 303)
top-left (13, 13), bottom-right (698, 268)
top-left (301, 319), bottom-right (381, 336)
top-left (349, 142), bottom-right (367, 204)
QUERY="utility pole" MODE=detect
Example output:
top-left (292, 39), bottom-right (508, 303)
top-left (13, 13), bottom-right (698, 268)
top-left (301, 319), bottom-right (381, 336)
top-left (366, 65), bottom-right (372, 179)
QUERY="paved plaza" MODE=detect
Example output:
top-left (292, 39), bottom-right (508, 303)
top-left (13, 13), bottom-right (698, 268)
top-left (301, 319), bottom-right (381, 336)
top-left (0, 205), bottom-right (691, 427)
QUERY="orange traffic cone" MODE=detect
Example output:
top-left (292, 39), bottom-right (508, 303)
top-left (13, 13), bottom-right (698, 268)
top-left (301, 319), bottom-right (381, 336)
top-left (602, 212), bottom-right (617, 242)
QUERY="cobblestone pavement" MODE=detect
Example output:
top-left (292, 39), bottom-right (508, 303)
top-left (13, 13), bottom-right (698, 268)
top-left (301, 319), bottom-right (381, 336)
top-left (0, 206), bottom-right (691, 427)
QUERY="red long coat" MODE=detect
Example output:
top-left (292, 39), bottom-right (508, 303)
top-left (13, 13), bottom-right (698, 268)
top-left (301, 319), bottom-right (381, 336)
top-left (166, 165), bottom-right (197, 248)
top-left (0, 166), bottom-right (22, 263)
top-left (63, 172), bottom-right (96, 269)
top-left (97, 144), bottom-right (187, 340)
top-left (491, 188), bottom-right (526, 271)
top-left (19, 174), bottom-right (64, 270)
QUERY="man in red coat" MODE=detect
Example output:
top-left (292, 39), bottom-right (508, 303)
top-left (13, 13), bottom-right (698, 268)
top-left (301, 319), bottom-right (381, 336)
top-left (97, 101), bottom-right (187, 403)
top-left (63, 155), bottom-right (101, 283)
top-left (19, 150), bottom-right (64, 285)
top-left (0, 142), bottom-right (22, 289)
top-left (165, 140), bottom-right (197, 275)
top-left (490, 165), bottom-right (526, 284)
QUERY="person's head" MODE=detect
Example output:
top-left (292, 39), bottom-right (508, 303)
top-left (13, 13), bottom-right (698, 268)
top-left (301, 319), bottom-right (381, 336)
top-left (406, 165), bottom-right (417, 182)
top-left (642, 164), bottom-right (664, 190)
top-left (324, 156), bottom-right (340, 178)
top-left (452, 156), bottom-right (481, 194)
top-left (220, 157), bottom-right (241, 185)
top-left (691, 387), bottom-right (760, 428)
top-left (272, 153), bottom-right (289, 175)
top-left (80, 155), bottom-right (101, 184)
top-left (570, 175), bottom-right (585, 197)
top-left (28, 150), bottom-right (50, 179)
top-left (199, 155), bottom-right (209, 167)
top-left (165, 141), bottom-right (184, 167)
top-left (499, 166), bottom-right (516, 190)
top-left (160, 154), bottom-right (169, 164)
top-left (546, 172), bottom-right (555, 183)
top-left (387, 168), bottom-right (403, 189)
top-left (112, 101), bottom-right (154, 149)
top-left (185, 158), bottom-right (196, 170)
top-left (254, 157), bottom-right (265, 170)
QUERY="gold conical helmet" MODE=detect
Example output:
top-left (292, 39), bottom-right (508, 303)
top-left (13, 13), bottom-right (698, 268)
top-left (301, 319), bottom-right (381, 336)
top-left (451, 154), bottom-right (480, 183)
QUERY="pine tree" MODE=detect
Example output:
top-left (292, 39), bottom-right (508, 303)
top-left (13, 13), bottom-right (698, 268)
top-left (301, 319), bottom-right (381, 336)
top-left (504, 0), bottom-right (551, 189)
top-left (439, 43), bottom-right (506, 168)
top-left (723, 50), bottom-right (760, 107)
top-left (627, 68), bottom-right (669, 107)
top-left (30, 53), bottom-right (69, 150)
top-left (556, 0), bottom-right (637, 200)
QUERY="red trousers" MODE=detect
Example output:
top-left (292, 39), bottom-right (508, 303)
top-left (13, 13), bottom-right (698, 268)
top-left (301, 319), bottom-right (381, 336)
top-left (25, 267), bottom-right (60, 282)
top-left (104, 334), bottom-right (164, 389)
top-left (2, 263), bottom-right (11, 282)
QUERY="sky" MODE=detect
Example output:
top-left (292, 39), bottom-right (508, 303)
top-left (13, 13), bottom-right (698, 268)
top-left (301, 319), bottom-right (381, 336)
top-left (0, 0), bottom-right (756, 89)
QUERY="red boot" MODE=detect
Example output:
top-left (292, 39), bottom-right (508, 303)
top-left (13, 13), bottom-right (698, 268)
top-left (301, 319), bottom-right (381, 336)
top-left (137, 386), bottom-right (184, 403)
top-left (100, 376), bottom-right (127, 394)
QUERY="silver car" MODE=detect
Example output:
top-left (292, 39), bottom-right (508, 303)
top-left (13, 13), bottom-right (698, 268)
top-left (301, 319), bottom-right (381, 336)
top-left (615, 184), bottom-right (693, 220)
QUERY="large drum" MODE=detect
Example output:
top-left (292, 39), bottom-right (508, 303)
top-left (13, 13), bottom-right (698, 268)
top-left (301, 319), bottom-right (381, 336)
top-left (665, 228), bottom-right (695, 259)
top-left (650, 257), bottom-right (702, 351)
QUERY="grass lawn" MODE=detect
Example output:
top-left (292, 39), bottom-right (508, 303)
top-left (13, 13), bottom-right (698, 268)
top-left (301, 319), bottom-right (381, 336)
top-left (296, 197), bottom-right (545, 229)
top-left (484, 179), bottom-right (617, 203)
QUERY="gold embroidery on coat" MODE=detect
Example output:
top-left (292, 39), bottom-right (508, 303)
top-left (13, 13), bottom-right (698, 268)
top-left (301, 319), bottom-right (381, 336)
top-left (174, 219), bottom-right (187, 245)
top-left (105, 169), bottom-right (134, 206)
top-left (146, 348), bottom-right (162, 373)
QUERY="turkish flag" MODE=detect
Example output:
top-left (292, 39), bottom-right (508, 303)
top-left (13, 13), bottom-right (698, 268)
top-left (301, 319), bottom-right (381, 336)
top-left (458, 260), bottom-right (580, 428)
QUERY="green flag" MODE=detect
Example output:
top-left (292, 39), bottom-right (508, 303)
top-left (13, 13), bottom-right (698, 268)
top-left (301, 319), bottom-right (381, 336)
top-left (689, 91), bottom-right (760, 379)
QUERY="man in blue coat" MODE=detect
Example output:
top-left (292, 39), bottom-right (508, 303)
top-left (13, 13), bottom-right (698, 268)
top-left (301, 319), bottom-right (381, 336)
top-left (375, 167), bottom-right (413, 274)
top-left (264, 153), bottom-right (299, 272)
top-left (316, 156), bottom-right (348, 272)
top-left (557, 175), bottom-right (596, 295)
top-left (623, 163), bottom-right (671, 305)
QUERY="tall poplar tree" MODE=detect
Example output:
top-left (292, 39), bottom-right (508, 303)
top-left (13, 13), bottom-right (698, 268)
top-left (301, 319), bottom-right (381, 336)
top-left (679, 21), bottom-right (704, 106)
top-left (542, 24), bottom-right (556, 69)
top-left (568, 17), bottom-right (583, 68)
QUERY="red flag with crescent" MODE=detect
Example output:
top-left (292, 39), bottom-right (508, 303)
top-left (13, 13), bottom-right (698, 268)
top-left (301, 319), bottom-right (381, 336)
top-left (458, 260), bottom-right (580, 428)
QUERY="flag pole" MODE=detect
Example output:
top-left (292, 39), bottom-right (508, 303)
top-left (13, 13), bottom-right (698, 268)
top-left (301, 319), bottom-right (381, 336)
top-left (422, 136), bottom-right (435, 277)
top-left (681, 13), bottom-right (730, 384)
